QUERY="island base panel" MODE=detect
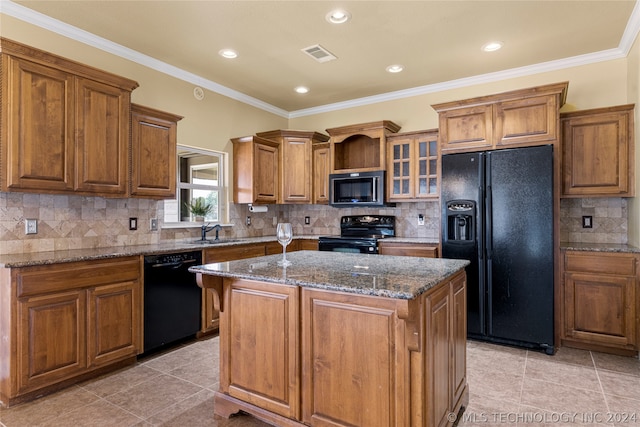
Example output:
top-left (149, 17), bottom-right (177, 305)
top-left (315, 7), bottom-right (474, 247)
top-left (214, 392), bottom-right (305, 427)
top-left (212, 364), bottom-right (469, 427)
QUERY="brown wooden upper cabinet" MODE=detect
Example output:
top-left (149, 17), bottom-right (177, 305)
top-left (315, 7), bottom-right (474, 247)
top-left (232, 135), bottom-right (279, 204)
top-left (561, 104), bottom-right (635, 197)
top-left (312, 142), bottom-right (331, 204)
top-left (130, 104), bottom-right (183, 199)
top-left (387, 129), bottom-right (439, 201)
top-left (256, 130), bottom-right (329, 204)
top-left (432, 82), bottom-right (568, 153)
top-left (326, 120), bottom-right (401, 172)
top-left (0, 38), bottom-right (139, 196)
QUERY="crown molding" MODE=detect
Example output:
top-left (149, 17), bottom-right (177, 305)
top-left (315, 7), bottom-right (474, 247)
top-left (3, 0), bottom-right (639, 120)
top-left (619, 0), bottom-right (640, 55)
top-left (289, 48), bottom-right (628, 118)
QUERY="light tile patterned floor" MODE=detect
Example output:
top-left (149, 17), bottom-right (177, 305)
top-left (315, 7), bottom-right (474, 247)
top-left (1, 337), bottom-right (638, 426)
top-left (460, 340), bottom-right (640, 427)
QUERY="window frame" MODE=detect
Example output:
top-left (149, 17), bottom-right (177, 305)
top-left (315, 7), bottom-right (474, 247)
top-left (163, 144), bottom-right (228, 228)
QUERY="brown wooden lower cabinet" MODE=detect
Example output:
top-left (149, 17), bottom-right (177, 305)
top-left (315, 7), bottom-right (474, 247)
top-left (378, 241), bottom-right (438, 257)
top-left (200, 239), bottom-right (316, 335)
top-left (201, 243), bottom-right (267, 335)
top-left (561, 250), bottom-right (639, 356)
top-left (206, 270), bottom-right (468, 427)
top-left (1, 256), bottom-right (141, 406)
top-left (265, 239), bottom-right (286, 255)
top-left (298, 239), bottom-right (319, 251)
top-left (17, 290), bottom-right (87, 393)
top-left (87, 281), bottom-right (140, 368)
top-left (221, 279), bottom-right (300, 419)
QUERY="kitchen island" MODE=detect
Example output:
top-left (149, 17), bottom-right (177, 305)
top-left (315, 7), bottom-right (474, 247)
top-left (190, 251), bottom-right (470, 427)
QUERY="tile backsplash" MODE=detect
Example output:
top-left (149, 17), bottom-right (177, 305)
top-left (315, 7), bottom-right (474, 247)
top-left (227, 201), bottom-right (442, 240)
top-left (560, 198), bottom-right (628, 244)
top-left (0, 191), bottom-right (630, 255)
top-left (0, 192), bottom-right (162, 254)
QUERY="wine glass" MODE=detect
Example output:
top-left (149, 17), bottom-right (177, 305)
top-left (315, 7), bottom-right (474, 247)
top-left (276, 222), bottom-right (293, 266)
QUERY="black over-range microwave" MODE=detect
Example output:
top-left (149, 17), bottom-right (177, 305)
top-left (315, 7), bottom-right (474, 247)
top-left (329, 170), bottom-right (389, 207)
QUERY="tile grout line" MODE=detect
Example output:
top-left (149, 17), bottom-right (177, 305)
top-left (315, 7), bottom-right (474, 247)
top-left (591, 350), bottom-right (613, 418)
top-left (515, 349), bottom-right (529, 425)
top-left (40, 386), bottom-right (147, 427)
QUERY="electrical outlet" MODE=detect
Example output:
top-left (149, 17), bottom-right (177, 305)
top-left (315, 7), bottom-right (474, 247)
top-left (418, 214), bottom-right (425, 226)
top-left (305, 216), bottom-right (310, 225)
top-left (150, 218), bottom-right (158, 231)
top-left (273, 217), bottom-right (277, 226)
top-left (246, 216), bottom-right (251, 226)
top-left (582, 215), bottom-right (593, 228)
top-left (25, 219), bottom-right (38, 235)
top-left (129, 217), bottom-right (138, 230)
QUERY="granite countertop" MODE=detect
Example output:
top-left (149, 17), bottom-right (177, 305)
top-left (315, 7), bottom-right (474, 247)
top-left (0, 235), bottom-right (441, 268)
top-left (190, 250), bottom-right (469, 299)
top-left (560, 242), bottom-right (640, 253)
top-left (0, 235), bottom-right (319, 268)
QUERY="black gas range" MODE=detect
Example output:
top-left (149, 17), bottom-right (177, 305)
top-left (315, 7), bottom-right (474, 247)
top-left (318, 215), bottom-right (396, 254)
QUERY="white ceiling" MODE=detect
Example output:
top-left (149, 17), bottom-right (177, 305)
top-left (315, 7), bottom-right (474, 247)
top-left (4, 1), bottom-right (639, 117)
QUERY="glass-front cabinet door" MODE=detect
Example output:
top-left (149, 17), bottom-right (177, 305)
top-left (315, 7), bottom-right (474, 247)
top-left (389, 138), bottom-right (413, 199)
top-left (387, 130), bottom-right (439, 201)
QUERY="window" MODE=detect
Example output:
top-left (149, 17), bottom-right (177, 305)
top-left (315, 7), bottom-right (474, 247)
top-left (164, 145), bottom-right (227, 225)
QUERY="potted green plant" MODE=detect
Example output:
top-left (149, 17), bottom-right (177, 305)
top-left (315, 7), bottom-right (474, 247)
top-left (185, 197), bottom-right (212, 222)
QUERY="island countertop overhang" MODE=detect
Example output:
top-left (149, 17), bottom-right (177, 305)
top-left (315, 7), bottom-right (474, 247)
top-left (189, 250), bottom-right (469, 299)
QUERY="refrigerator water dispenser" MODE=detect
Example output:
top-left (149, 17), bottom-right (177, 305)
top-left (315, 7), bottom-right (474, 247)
top-left (446, 201), bottom-right (475, 242)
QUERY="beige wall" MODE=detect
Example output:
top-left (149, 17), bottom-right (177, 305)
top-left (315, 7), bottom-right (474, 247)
top-left (290, 60), bottom-right (629, 134)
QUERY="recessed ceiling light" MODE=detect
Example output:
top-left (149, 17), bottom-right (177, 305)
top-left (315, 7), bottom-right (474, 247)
top-left (326, 9), bottom-right (351, 24)
top-left (386, 64), bottom-right (404, 73)
top-left (295, 86), bottom-right (309, 94)
top-left (482, 41), bottom-right (503, 52)
top-left (218, 49), bottom-right (238, 59)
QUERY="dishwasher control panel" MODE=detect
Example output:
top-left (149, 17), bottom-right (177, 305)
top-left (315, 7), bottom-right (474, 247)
top-left (144, 251), bottom-right (201, 266)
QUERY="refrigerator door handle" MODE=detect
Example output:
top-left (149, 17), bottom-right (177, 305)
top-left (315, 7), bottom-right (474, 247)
top-left (486, 258), bottom-right (493, 335)
top-left (485, 185), bottom-right (493, 260)
top-left (477, 185), bottom-right (486, 337)
top-left (485, 183), bottom-right (493, 336)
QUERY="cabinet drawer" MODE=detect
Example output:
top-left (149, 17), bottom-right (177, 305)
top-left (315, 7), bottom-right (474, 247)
top-left (16, 257), bottom-right (141, 297)
top-left (378, 242), bottom-right (438, 258)
top-left (564, 252), bottom-right (636, 276)
top-left (265, 240), bottom-right (284, 255)
top-left (205, 244), bottom-right (265, 263)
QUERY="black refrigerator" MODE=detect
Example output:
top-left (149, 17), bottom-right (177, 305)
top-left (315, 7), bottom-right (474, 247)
top-left (441, 145), bottom-right (554, 354)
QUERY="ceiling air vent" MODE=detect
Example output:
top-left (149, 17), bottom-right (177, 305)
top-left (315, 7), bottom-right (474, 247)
top-left (301, 44), bottom-right (337, 63)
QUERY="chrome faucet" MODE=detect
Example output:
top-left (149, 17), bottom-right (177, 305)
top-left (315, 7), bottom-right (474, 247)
top-left (201, 223), bottom-right (222, 241)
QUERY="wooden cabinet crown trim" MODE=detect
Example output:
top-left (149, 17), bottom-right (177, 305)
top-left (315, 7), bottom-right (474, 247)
top-left (0, 37), bottom-right (139, 91)
top-left (325, 120), bottom-right (401, 136)
top-left (431, 81), bottom-right (568, 112)
top-left (231, 135), bottom-right (280, 148)
top-left (256, 129), bottom-right (329, 142)
top-left (560, 103), bottom-right (635, 119)
top-left (387, 128), bottom-right (438, 139)
top-left (131, 104), bottom-right (183, 122)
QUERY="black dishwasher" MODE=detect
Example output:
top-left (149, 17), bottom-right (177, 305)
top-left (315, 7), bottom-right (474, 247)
top-left (143, 251), bottom-right (202, 354)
